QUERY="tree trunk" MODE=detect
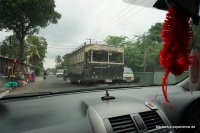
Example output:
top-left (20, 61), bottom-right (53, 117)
top-left (19, 38), bottom-right (25, 62)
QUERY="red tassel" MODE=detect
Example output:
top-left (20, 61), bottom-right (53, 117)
top-left (160, 7), bottom-right (192, 108)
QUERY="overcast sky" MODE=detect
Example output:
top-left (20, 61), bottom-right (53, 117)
top-left (0, 0), bottom-right (166, 69)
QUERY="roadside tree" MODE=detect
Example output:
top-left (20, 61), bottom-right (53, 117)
top-left (0, 0), bottom-right (61, 61)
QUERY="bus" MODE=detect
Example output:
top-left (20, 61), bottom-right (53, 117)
top-left (68, 43), bottom-right (124, 84)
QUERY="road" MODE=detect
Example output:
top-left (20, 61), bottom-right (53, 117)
top-left (8, 75), bottom-right (138, 95)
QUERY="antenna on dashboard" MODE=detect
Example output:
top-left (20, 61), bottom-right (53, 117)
top-left (101, 90), bottom-right (115, 101)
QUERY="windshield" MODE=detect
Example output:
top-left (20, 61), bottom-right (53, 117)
top-left (0, 0), bottom-right (193, 96)
top-left (109, 52), bottom-right (123, 63)
top-left (124, 67), bottom-right (133, 74)
top-left (93, 50), bottom-right (108, 62)
top-left (57, 69), bottom-right (64, 73)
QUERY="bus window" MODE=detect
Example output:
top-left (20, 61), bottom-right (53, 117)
top-left (93, 50), bottom-right (108, 62)
top-left (109, 52), bottom-right (123, 63)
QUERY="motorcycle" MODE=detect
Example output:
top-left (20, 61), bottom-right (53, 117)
top-left (43, 75), bottom-right (47, 80)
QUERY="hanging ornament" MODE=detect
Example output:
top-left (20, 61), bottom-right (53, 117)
top-left (160, 7), bottom-right (192, 109)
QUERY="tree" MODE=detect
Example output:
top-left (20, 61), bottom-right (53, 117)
top-left (145, 23), bottom-right (163, 71)
top-left (124, 41), bottom-right (144, 72)
top-left (0, 35), bottom-right (47, 75)
top-left (0, 40), bottom-right (10, 57)
top-left (61, 53), bottom-right (70, 68)
top-left (46, 68), bottom-right (56, 75)
top-left (132, 23), bottom-right (163, 71)
top-left (0, 35), bottom-right (20, 58)
top-left (26, 35), bottom-right (47, 57)
top-left (0, 0), bottom-right (61, 61)
top-left (105, 35), bottom-right (127, 47)
top-left (26, 35), bottom-right (48, 63)
top-left (147, 23), bottom-right (163, 44)
top-left (26, 35), bottom-right (48, 75)
top-left (104, 23), bottom-right (163, 72)
top-left (55, 55), bottom-right (63, 68)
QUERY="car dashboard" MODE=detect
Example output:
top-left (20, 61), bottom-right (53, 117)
top-left (0, 80), bottom-right (200, 133)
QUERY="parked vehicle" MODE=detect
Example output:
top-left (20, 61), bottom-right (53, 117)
top-left (123, 67), bottom-right (134, 82)
top-left (68, 43), bottom-right (124, 84)
top-left (56, 69), bottom-right (65, 78)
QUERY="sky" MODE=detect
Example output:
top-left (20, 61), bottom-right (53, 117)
top-left (0, 0), bottom-right (166, 69)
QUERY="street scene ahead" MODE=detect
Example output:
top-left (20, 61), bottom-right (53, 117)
top-left (0, 0), bottom-right (191, 96)
top-left (7, 75), bottom-right (138, 95)
top-left (8, 75), bottom-right (82, 95)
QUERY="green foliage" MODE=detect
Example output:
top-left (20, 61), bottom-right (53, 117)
top-left (26, 35), bottom-right (48, 61)
top-left (0, 34), bottom-right (48, 75)
top-left (124, 42), bottom-right (144, 72)
top-left (0, 41), bottom-right (9, 56)
top-left (26, 35), bottom-right (48, 74)
top-left (0, 35), bottom-right (20, 58)
top-left (105, 35), bottom-right (127, 47)
top-left (31, 65), bottom-right (41, 76)
top-left (147, 23), bottom-right (163, 43)
top-left (61, 53), bottom-right (70, 68)
top-left (46, 68), bottom-right (56, 74)
top-left (0, 0), bottom-right (61, 60)
top-left (105, 22), bottom-right (163, 72)
top-left (55, 55), bottom-right (63, 68)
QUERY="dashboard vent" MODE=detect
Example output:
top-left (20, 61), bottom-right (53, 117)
top-left (109, 115), bottom-right (138, 133)
top-left (139, 110), bottom-right (165, 131)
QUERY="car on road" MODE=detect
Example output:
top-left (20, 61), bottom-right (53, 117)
top-left (123, 67), bottom-right (134, 82)
top-left (56, 69), bottom-right (65, 78)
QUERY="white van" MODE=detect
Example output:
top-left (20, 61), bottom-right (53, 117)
top-left (123, 67), bottom-right (134, 82)
top-left (56, 69), bottom-right (65, 78)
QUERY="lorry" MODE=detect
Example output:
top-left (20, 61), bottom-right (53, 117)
top-left (68, 43), bottom-right (124, 84)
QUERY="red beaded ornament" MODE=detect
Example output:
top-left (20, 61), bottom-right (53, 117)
top-left (160, 7), bottom-right (192, 109)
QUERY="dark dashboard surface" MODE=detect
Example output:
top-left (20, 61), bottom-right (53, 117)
top-left (0, 85), bottom-right (200, 133)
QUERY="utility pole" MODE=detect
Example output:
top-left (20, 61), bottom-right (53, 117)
top-left (143, 35), bottom-right (146, 72)
top-left (86, 38), bottom-right (95, 44)
top-left (9, 36), bottom-right (12, 57)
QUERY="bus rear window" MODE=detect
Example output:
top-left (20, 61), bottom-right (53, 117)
top-left (93, 50), bottom-right (108, 62)
top-left (109, 52), bottom-right (123, 63)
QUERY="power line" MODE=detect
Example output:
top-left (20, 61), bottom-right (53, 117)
top-left (47, 46), bottom-right (76, 49)
top-left (90, 0), bottom-right (147, 38)
top-left (48, 44), bottom-right (79, 48)
top-left (93, 0), bottom-right (155, 38)
top-left (88, 2), bottom-right (133, 37)
top-left (92, 0), bottom-right (147, 38)
top-left (96, 6), bottom-right (146, 38)
top-left (85, 0), bottom-right (112, 19)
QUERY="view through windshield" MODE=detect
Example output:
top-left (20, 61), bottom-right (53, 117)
top-left (0, 0), bottom-right (192, 96)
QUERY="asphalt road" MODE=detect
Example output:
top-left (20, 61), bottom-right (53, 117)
top-left (9, 75), bottom-right (138, 95)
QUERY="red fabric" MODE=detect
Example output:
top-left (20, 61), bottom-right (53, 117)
top-left (160, 7), bottom-right (192, 109)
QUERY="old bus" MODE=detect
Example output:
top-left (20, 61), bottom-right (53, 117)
top-left (68, 43), bottom-right (124, 84)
